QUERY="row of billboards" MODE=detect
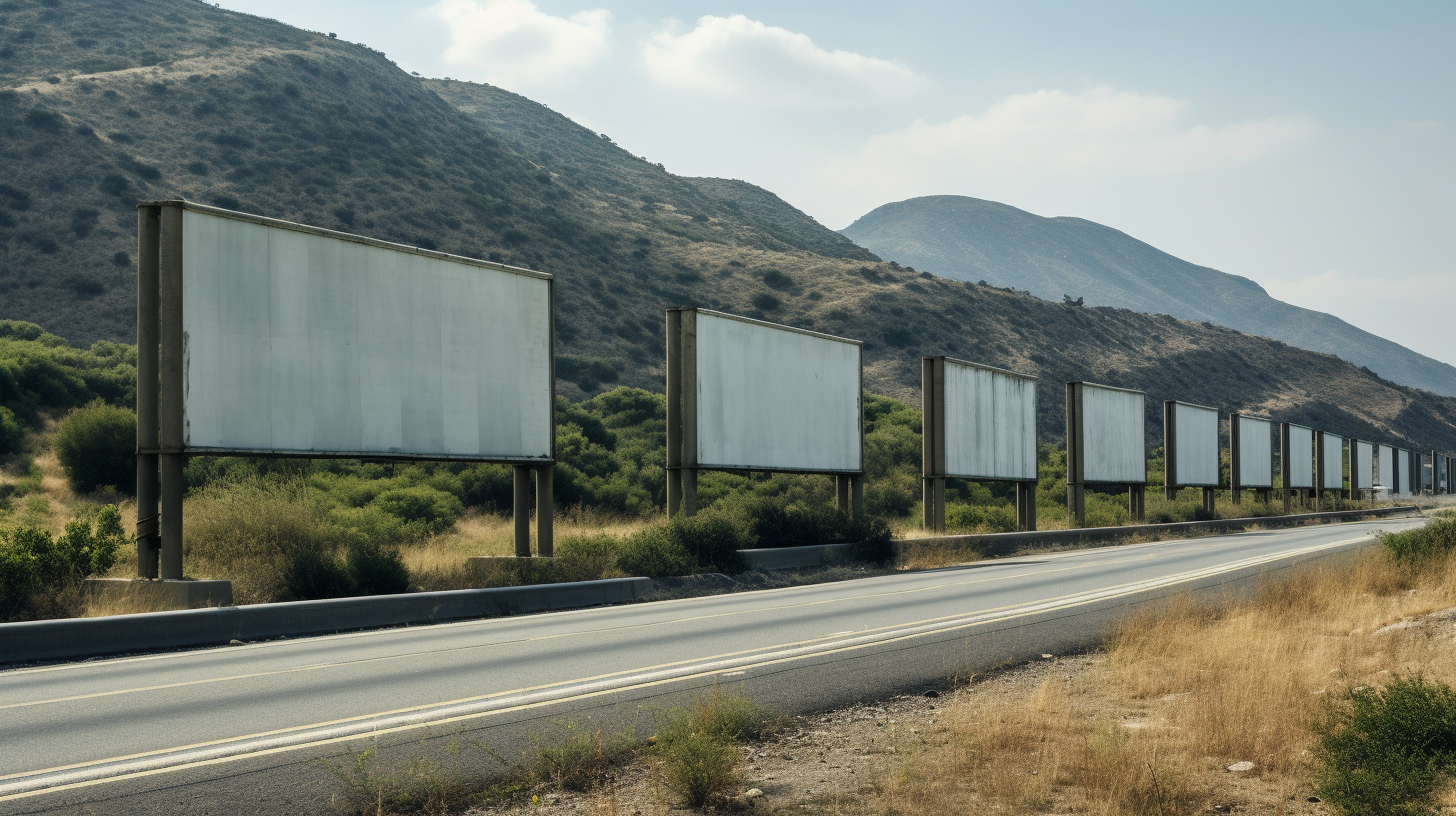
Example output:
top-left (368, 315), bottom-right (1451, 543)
top-left (135, 201), bottom-right (1452, 577)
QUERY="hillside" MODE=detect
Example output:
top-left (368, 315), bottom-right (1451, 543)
top-left (842, 196), bottom-right (1456, 398)
top-left (1, 0), bottom-right (1455, 451)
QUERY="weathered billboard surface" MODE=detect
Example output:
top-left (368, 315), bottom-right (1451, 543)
top-left (1169, 402), bottom-right (1219, 487)
top-left (1285, 423), bottom-right (1314, 489)
top-left (1397, 449), bottom-right (1411, 495)
top-left (1353, 440), bottom-right (1374, 490)
top-left (693, 310), bottom-right (862, 473)
top-left (938, 360), bottom-right (1037, 481)
top-left (1378, 445), bottom-right (1395, 488)
top-left (179, 205), bottom-right (554, 460)
top-left (1078, 383), bottom-right (1146, 484)
top-left (1237, 415), bottom-right (1274, 488)
top-left (1322, 433), bottom-right (1345, 490)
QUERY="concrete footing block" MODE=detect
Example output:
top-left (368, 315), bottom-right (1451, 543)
top-left (83, 578), bottom-right (234, 611)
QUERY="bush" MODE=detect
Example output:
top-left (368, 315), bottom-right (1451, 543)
top-left (554, 534), bottom-right (624, 582)
top-left (283, 547), bottom-right (354, 601)
top-left (1380, 517), bottom-right (1456, 564)
top-left (345, 539), bottom-right (410, 595)
top-left (617, 526), bottom-right (694, 578)
top-left (851, 517), bottom-right (896, 566)
top-left (369, 485), bottom-right (463, 535)
top-left (1315, 675), bottom-right (1456, 816)
top-left (0, 506), bottom-right (125, 620)
top-left (655, 691), bottom-right (763, 808)
top-left (0, 405), bottom-right (24, 455)
top-left (53, 400), bottom-right (136, 493)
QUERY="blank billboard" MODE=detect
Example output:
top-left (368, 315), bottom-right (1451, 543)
top-left (1237, 415), bottom-right (1274, 488)
top-left (693, 310), bottom-right (862, 473)
top-left (1397, 449), bottom-right (1411, 495)
top-left (1378, 445), bottom-right (1394, 488)
top-left (938, 359), bottom-right (1037, 481)
top-left (1285, 424), bottom-right (1314, 489)
top-left (1353, 441), bottom-right (1374, 490)
top-left (1078, 383), bottom-right (1146, 484)
top-left (179, 206), bottom-right (555, 460)
top-left (1321, 433), bottom-right (1345, 490)
top-left (1169, 402), bottom-right (1219, 487)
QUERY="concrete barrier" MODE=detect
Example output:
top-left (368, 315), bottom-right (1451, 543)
top-left (908, 505), bottom-right (1421, 559)
top-left (739, 505), bottom-right (1421, 570)
top-left (0, 577), bottom-right (651, 666)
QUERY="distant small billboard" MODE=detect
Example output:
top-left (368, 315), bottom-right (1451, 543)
top-left (1321, 433), bottom-right (1345, 491)
top-left (1067, 382), bottom-right (1146, 485)
top-left (1397, 449), bottom-right (1412, 495)
top-left (924, 358), bottom-right (1037, 482)
top-left (1283, 423), bottom-right (1314, 490)
top-left (1234, 414), bottom-right (1274, 489)
top-left (1378, 444), bottom-right (1395, 489)
top-left (1165, 401), bottom-right (1219, 488)
top-left (1353, 440), bottom-right (1374, 490)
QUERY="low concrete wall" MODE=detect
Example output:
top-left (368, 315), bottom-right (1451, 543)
top-left (0, 577), bottom-right (651, 666)
top-left (909, 505), bottom-right (1421, 558)
top-left (739, 505), bottom-right (1421, 570)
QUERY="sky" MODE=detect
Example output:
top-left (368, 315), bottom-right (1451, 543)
top-left (221, 0), bottom-right (1456, 366)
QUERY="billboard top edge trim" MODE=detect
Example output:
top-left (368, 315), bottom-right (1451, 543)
top-left (1166, 399), bottom-right (1219, 413)
top-left (153, 446), bottom-right (556, 464)
top-left (670, 307), bottom-right (863, 347)
top-left (1282, 421), bottom-right (1315, 433)
top-left (138, 199), bottom-right (552, 282)
top-left (1232, 413), bottom-right (1274, 424)
top-left (1069, 380), bottom-right (1146, 397)
top-left (927, 356), bottom-right (1038, 381)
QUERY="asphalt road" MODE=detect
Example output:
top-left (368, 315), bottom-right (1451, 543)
top-left (0, 517), bottom-right (1422, 815)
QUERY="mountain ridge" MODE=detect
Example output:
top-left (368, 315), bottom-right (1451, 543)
top-left (1, 0), bottom-right (1454, 452)
top-left (841, 195), bottom-right (1456, 397)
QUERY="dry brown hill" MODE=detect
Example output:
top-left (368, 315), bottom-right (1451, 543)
top-left (0, 0), bottom-right (1453, 450)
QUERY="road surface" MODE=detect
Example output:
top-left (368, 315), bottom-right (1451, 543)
top-left (0, 517), bottom-right (1420, 815)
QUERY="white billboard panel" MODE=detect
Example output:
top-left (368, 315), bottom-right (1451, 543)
top-left (1378, 445), bottom-right (1394, 488)
top-left (1081, 384), bottom-right (1146, 484)
top-left (1397, 449), bottom-right (1411, 496)
top-left (1285, 424), bottom-right (1314, 489)
top-left (1237, 415), bottom-right (1273, 488)
top-left (1354, 441), bottom-right (1374, 490)
top-left (180, 207), bottom-right (554, 460)
top-left (941, 361), bottom-right (1037, 481)
top-left (694, 311), bottom-right (862, 472)
top-left (1321, 433), bottom-right (1345, 490)
top-left (1171, 402), bottom-right (1219, 487)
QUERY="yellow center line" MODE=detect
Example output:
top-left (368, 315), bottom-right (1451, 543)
top-left (0, 533), bottom-right (1369, 796)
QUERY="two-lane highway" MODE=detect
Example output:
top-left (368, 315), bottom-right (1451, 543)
top-left (0, 517), bottom-right (1421, 815)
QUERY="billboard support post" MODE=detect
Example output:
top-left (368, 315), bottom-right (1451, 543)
top-left (838, 475), bottom-right (852, 516)
top-left (535, 465), bottom-right (554, 557)
top-left (135, 205), bottom-right (161, 579)
top-left (158, 202), bottom-right (185, 581)
top-left (1229, 412), bottom-right (1243, 505)
top-left (1163, 400), bottom-right (1178, 502)
top-left (513, 466), bottom-right (531, 558)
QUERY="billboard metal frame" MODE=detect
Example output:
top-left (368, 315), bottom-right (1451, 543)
top-left (1163, 400), bottom-right (1220, 513)
top-left (1280, 422), bottom-right (1315, 512)
top-left (664, 308), bottom-right (865, 520)
top-left (1228, 412), bottom-right (1274, 504)
top-left (1314, 431), bottom-right (1345, 509)
top-left (922, 357), bottom-right (1038, 533)
top-left (136, 200), bottom-right (558, 579)
top-left (1066, 381), bottom-right (1147, 529)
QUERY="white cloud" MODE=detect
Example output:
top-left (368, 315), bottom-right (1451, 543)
top-left (641, 14), bottom-right (922, 107)
top-left (428, 0), bottom-right (610, 88)
top-left (1265, 270), bottom-right (1456, 368)
top-left (823, 85), bottom-right (1317, 188)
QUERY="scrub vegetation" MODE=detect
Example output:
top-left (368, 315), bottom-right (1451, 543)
top-left (0, 317), bottom-right (1410, 620)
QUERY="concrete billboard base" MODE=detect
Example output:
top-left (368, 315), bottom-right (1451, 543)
top-left (84, 578), bottom-right (234, 610)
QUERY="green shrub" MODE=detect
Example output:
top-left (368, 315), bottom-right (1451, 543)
top-left (53, 400), bottom-right (136, 493)
top-left (1380, 517), bottom-right (1456, 564)
top-left (851, 516), bottom-right (896, 566)
top-left (617, 526), bottom-right (694, 578)
top-left (673, 513), bottom-right (749, 573)
top-left (283, 547), bottom-right (354, 601)
top-left (369, 485), bottom-right (463, 535)
top-left (1315, 675), bottom-right (1456, 816)
top-left (0, 506), bottom-right (125, 620)
top-left (0, 405), bottom-right (24, 455)
top-left (554, 534), bottom-right (623, 582)
top-left (655, 691), bottom-right (763, 807)
top-left (945, 502), bottom-right (1017, 533)
top-left (345, 539), bottom-right (410, 595)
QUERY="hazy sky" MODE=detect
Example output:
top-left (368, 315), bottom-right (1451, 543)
top-left (220, 0), bottom-right (1456, 367)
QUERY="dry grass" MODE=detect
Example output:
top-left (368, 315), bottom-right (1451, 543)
top-left (406, 507), bottom-right (654, 592)
top-left (832, 543), bottom-right (1456, 816)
